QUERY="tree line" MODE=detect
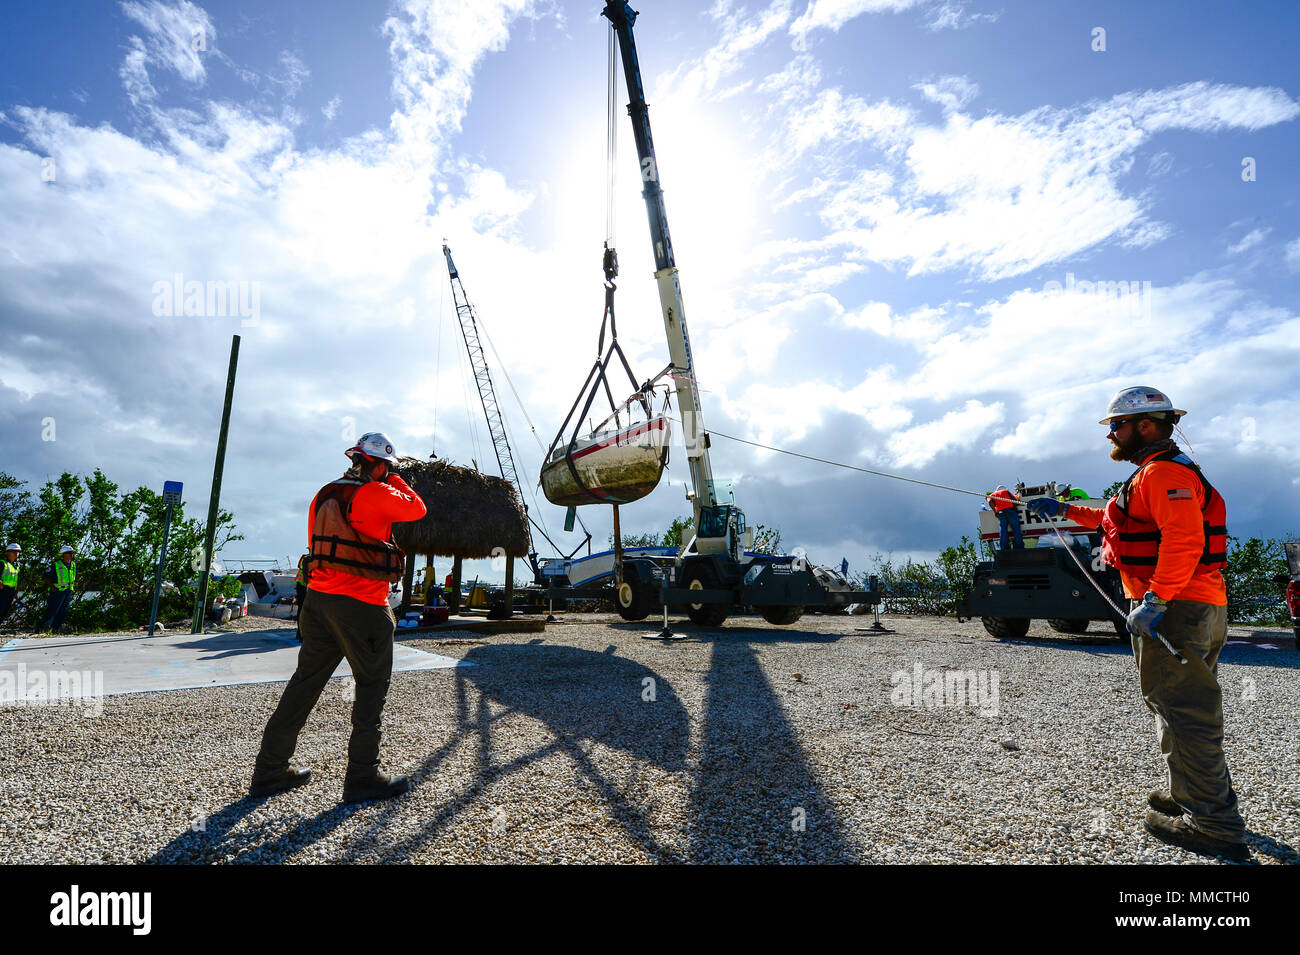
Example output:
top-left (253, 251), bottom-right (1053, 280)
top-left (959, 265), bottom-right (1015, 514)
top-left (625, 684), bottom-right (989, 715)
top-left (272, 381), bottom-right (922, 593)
top-left (0, 470), bottom-right (241, 632)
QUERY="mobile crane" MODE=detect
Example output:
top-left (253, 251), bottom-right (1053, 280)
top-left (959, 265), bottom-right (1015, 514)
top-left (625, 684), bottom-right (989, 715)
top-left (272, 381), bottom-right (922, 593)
top-left (602, 2), bottom-right (875, 627)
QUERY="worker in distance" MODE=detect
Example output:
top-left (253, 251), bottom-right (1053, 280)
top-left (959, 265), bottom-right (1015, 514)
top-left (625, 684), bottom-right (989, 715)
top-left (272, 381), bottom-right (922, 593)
top-left (250, 432), bottom-right (426, 804)
top-left (1027, 387), bottom-right (1246, 861)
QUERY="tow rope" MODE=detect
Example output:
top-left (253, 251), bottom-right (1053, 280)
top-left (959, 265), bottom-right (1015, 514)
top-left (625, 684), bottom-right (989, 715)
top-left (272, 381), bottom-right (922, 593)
top-left (693, 426), bottom-right (1188, 663)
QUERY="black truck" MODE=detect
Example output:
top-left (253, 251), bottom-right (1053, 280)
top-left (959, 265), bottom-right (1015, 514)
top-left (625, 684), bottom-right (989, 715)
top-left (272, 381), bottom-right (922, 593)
top-left (956, 485), bottom-right (1128, 640)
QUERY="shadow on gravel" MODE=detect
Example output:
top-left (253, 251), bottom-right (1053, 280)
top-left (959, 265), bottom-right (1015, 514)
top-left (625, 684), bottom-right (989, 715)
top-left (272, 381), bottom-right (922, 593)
top-left (1217, 645), bottom-right (1300, 669)
top-left (606, 620), bottom-right (845, 644)
top-left (1245, 830), bottom-right (1299, 865)
top-left (144, 793), bottom-right (365, 864)
top-left (172, 631), bottom-right (297, 660)
top-left (689, 639), bottom-right (857, 863)
top-left (997, 637), bottom-right (1133, 656)
top-left (362, 643), bottom-right (693, 863)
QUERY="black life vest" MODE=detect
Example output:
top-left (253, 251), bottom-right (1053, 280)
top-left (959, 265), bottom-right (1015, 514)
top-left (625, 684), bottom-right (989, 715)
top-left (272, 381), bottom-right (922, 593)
top-left (307, 479), bottom-right (405, 582)
top-left (1100, 450), bottom-right (1227, 576)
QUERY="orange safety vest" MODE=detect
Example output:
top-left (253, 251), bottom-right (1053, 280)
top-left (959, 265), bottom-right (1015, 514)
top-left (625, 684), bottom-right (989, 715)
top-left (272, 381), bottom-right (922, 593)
top-left (1101, 450), bottom-right (1227, 575)
top-left (988, 488), bottom-right (1018, 512)
top-left (308, 480), bottom-right (406, 582)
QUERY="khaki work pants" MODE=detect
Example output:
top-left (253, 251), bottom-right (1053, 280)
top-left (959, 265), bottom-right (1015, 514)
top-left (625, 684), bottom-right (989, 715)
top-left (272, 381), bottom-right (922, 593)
top-left (255, 589), bottom-right (396, 782)
top-left (1132, 598), bottom-right (1245, 842)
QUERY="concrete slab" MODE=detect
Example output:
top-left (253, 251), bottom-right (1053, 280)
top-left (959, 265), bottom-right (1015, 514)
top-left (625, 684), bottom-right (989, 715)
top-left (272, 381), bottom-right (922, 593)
top-left (0, 628), bottom-right (468, 703)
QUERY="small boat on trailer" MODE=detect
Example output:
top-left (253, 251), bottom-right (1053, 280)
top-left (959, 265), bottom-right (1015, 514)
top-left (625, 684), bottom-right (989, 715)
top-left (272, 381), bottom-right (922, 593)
top-left (540, 414), bottom-right (670, 507)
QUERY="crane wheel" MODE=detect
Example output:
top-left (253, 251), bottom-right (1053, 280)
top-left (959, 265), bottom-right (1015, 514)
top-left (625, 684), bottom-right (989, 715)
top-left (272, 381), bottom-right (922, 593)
top-left (759, 605), bottom-right (803, 626)
top-left (685, 566), bottom-right (729, 627)
top-left (981, 616), bottom-right (1030, 639)
top-left (616, 572), bottom-right (652, 621)
top-left (1047, 618), bottom-right (1090, 634)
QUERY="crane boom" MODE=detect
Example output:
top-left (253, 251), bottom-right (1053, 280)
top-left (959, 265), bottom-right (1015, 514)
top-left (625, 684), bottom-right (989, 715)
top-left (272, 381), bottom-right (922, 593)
top-left (442, 243), bottom-right (534, 560)
top-left (575, 3), bottom-right (877, 629)
top-left (603, 1), bottom-right (720, 530)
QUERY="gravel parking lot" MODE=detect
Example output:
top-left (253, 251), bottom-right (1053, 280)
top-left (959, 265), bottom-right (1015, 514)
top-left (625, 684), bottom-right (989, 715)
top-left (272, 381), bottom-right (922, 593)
top-left (2, 613), bottom-right (1296, 864)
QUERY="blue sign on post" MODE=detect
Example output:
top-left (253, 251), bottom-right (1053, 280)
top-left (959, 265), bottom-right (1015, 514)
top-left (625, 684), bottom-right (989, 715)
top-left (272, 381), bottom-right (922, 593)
top-left (162, 481), bottom-right (183, 508)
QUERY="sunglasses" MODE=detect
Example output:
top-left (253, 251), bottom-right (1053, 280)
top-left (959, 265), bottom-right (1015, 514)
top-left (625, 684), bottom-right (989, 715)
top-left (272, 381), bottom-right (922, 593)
top-left (1108, 416), bottom-right (1153, 432)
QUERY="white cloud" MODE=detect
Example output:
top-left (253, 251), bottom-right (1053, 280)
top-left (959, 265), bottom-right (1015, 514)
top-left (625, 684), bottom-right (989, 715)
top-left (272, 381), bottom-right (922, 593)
top-left (322, 95), bottom-right (341, 123)
top-left (913, 74), bottom-right (979, 113)
top-left (275, 51), bottom-right (310, 99)
top-left (924, 1), bottom-right (1000, 31)
top-left (790, 0), bottom-right (924, 39)
top-left (1285, 237), bottom-right (1300, 272)
top-left (1227, 226), bottom-right (1269, 256)
top-left (1147, 150), bottom-right (1174, 176)
top-left (769, 81), bottom-right (1300, 279)
top-left (119, 0), bottom-right (213, 85)
top-left (885, 399), bottom-right (1003, 468)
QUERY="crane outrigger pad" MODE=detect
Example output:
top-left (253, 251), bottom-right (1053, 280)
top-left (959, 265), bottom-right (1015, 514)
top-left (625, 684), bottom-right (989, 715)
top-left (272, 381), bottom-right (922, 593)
top-left (541, 414), bottom-right (670, 507)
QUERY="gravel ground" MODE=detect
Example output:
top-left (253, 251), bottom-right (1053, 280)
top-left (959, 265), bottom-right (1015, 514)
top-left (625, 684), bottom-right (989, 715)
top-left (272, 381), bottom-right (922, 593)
top-left (1, 613), bottom-right (1296, 864)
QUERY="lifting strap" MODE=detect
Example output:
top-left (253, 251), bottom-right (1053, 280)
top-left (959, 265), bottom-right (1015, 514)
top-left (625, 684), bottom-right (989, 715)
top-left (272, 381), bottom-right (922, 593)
top-left (544, 246), bottom-right (667, 504)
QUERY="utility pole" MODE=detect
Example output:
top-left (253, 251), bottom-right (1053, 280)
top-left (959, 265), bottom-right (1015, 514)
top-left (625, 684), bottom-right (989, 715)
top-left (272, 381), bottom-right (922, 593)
top-left (191, 335), bottom-right (240, 634)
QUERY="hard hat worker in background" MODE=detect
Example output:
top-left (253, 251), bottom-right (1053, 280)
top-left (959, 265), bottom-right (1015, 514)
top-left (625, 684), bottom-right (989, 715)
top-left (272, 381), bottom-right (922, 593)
top-left (1027, 386), bottom-right (1246, 861)
top-left (0, 543), bottom-right (21, 626)
top-left (250, 432), bottom-right (427, 803)
top-left (986, 485), bottom-right (1023, 549)
top-left (39, 544), bottom-right (76, 633)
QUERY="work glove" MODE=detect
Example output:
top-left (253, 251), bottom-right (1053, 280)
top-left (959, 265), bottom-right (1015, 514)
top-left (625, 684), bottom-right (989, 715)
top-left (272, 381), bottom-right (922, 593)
top-left (1126, 591), bottom-right (1168, 640)
top-left (1025, 497), bottom-right (1066, 519)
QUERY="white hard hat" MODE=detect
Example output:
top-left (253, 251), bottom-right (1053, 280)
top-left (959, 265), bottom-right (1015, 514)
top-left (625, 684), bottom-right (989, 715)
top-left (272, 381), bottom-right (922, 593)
top-left (4, 543), bottom-right (19, 552)
top-left (345, 431), bottom-right (399, 464)
top-left (1099, 386), bottom-right (1187, 425)
top-left (59, 544), bottom-right (75, 554)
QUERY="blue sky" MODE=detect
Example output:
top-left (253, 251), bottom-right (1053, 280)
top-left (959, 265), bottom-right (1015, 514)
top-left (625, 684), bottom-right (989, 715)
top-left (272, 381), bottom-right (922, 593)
top-left (2, 0), bottom-right (1298, 580)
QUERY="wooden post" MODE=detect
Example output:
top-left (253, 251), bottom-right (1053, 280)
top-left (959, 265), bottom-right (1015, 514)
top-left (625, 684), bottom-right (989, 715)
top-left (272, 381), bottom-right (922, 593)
top-left (425, 553), bottom-right (434, 605)
top-left (449, 555), bottom-right (463, 614)
top-left (612, 504), bottom-right (623, 585)
top-left (191, 335), bottom-right (240, 634)
top-left (503, 554), bottom-right (514, 619)
top-left (400, 554), bottom-right (416, 616)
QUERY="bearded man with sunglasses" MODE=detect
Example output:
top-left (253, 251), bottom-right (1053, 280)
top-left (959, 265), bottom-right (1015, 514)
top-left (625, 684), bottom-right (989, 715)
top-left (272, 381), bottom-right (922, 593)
top-left (1027, 387), bottom-right (1247, 861)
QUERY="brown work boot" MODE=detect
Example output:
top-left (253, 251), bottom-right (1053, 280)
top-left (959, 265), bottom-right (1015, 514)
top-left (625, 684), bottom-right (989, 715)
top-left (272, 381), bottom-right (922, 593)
top-left (1143, 810), bottom-right (1249, 862)
top-left (1148, 789), bottom-right (1182, 816)
top-left (249, 765), bottom-right (312, 798)
top-left (342, 771), bottom-right (410, 804)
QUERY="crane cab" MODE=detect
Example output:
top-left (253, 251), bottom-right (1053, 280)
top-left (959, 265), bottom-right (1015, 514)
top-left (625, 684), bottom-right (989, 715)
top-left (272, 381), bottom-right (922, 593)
top-left (694, 503), bottom-right (753, 560)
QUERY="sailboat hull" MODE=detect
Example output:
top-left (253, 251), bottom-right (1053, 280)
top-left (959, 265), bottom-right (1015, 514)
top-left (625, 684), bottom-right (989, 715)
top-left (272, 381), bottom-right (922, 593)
top-left (541, 416), bottom-right (670, 507)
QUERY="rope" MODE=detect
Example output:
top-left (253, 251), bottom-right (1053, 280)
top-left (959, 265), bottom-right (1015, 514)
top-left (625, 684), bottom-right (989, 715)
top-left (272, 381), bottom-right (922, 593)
top-left (706, 429), bottom-right (990, 499)
top-left (606, 22), bottom-right (617, 248)
top-left (698, 425), bottom-right (1188, 662)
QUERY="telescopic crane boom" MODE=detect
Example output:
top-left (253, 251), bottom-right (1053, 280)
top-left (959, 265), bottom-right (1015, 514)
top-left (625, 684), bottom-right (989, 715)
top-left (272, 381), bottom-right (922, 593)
top-left (601, 1), bottom-right (875, 628)
top-left (602, 1), bottom-right (725, 548)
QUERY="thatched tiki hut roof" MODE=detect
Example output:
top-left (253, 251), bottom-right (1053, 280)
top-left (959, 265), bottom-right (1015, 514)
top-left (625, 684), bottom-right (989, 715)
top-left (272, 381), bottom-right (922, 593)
top-left (392, 457), bottom-right (529, 559)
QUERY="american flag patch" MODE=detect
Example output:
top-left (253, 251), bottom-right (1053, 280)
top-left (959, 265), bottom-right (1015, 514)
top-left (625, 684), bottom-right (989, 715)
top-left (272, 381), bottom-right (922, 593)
top-left (1167, 488), bottom-right (1194, 500)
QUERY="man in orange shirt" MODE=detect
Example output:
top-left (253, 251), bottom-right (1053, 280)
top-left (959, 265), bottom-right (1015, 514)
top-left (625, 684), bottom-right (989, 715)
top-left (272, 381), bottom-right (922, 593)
top-left (986, 485), bottom-right (1023, 549)
top-left (1028, 387), bottom-right (1246, 860)
top-left (250, 432), bottom-right (427, 803)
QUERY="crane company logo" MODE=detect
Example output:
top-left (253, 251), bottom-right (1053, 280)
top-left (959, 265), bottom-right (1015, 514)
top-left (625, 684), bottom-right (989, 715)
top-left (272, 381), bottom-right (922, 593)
top-left (890, 662), bottom-right (1000, 717)
top-left (0, 664), bottom-right (104, 717)
top-left (49, 886), bottom-right (151, 935)
top-left (151, 273), bottom-right (261, 327)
